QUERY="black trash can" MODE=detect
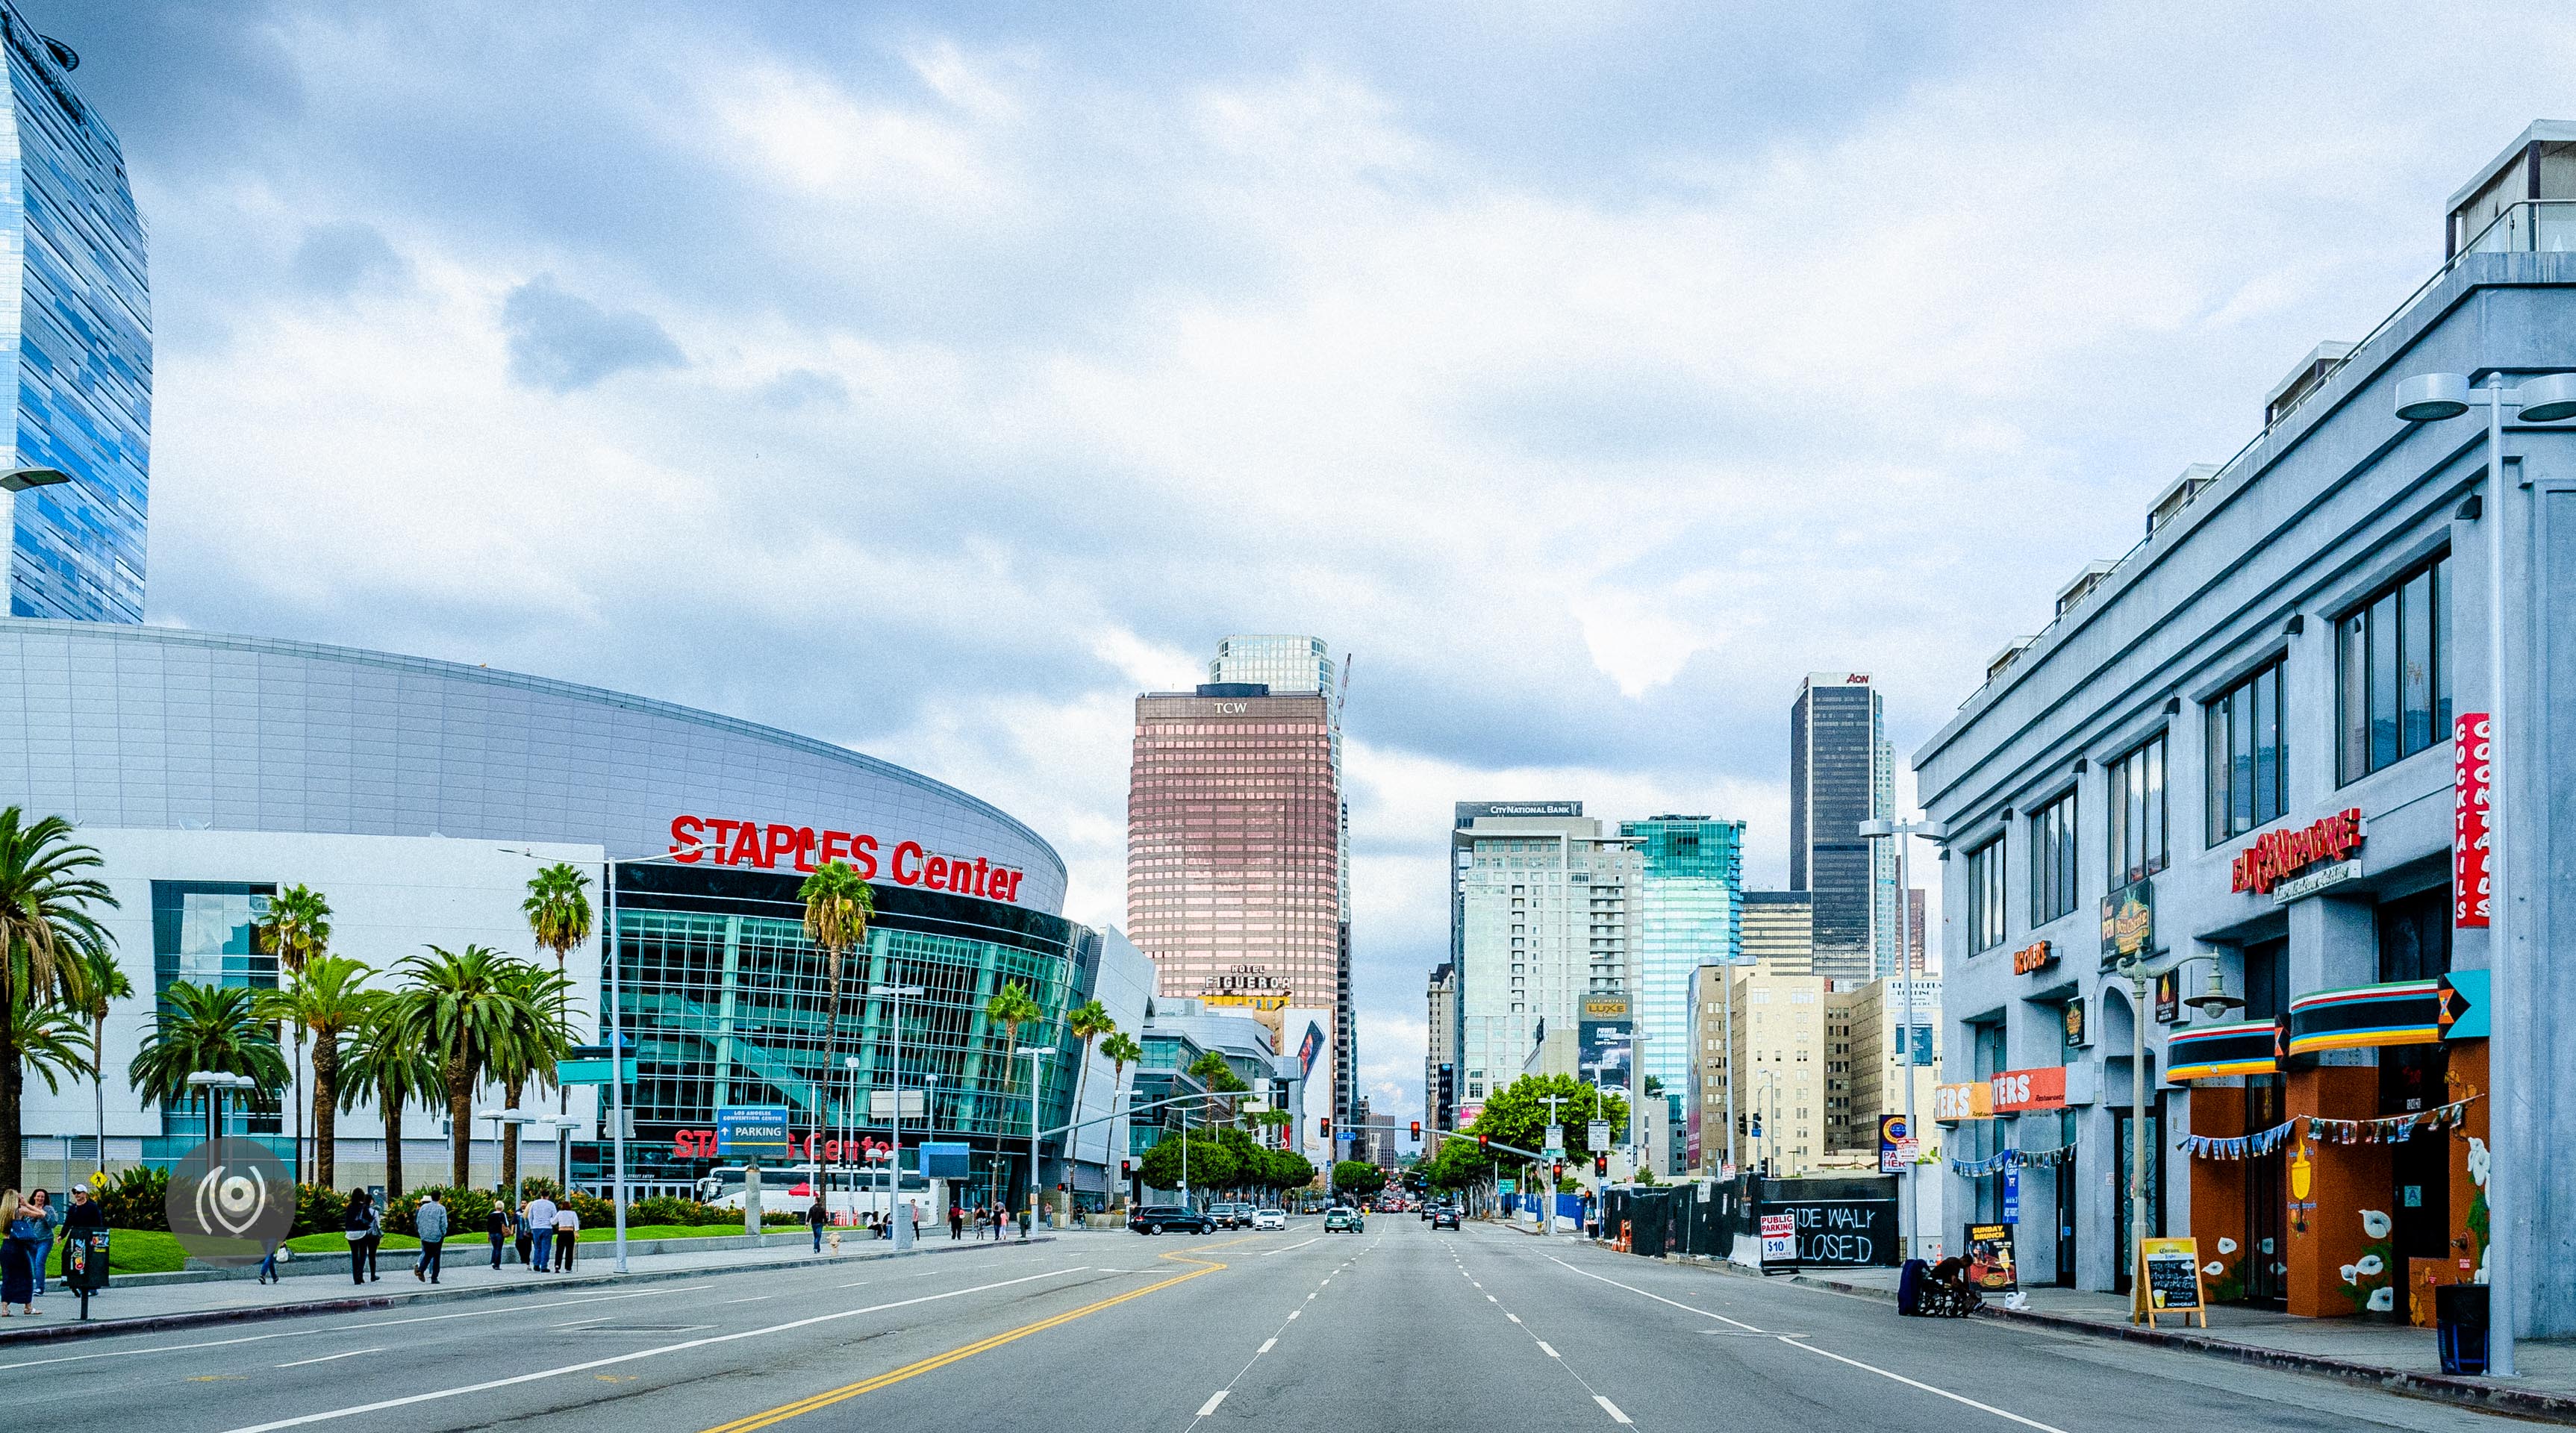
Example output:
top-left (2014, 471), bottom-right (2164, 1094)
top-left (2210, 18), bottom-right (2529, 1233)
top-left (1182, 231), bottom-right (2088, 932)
top-left (1897, 1258), bottom-right (1927, 1317)
top-left (2435, 1283), bottom-right (2489, 1376)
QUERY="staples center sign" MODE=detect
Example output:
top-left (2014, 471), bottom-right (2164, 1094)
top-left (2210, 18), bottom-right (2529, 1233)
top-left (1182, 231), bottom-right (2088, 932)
top-left (667, 815), bottom-right (1029, 904)
top-left (2230, 808), bottom-right (2363, 896)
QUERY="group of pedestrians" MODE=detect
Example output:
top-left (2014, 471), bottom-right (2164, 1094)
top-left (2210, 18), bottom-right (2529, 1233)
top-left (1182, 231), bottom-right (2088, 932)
top-left (489, 1192), bottom-right (580, 1273)
top-left (944, 1204), bottom-right (1026, 1242)
top-left (0, 1186), bottom-right (102, 1317)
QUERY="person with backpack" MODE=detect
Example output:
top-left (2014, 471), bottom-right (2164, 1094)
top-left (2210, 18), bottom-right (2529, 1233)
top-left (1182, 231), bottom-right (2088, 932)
top-left (341, 1190), bottom-right (373, 1285)
top-left (513, 1201), bottom-right (535, 1268)
top-left (487, 1201), bottom-right (510, 1270)
top-left (412, 1192), bottom-right (448, 1284)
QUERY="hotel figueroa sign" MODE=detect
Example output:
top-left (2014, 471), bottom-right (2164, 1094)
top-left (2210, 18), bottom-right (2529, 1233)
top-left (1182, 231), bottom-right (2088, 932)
top-left (667, 814), bottom-right (1030, 903)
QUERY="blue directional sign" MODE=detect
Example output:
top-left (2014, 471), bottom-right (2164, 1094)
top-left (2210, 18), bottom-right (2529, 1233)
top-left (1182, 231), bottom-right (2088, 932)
top-left (716, 1105), bottom-right (792, 1159)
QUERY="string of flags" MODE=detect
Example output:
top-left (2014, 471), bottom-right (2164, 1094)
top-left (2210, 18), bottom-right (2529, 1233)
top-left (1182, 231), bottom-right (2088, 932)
top-left (2177, 1095), bottom-right (2480, 1160)
top-left (1947, 1143), bottom-right (2077, 1178)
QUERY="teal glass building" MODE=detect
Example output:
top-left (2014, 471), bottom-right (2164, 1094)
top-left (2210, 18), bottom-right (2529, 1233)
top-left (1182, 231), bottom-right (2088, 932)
top-left (0, 10), bottom-right (152, 622)
top-left (1621, 817), bottom-right (1743, 1170)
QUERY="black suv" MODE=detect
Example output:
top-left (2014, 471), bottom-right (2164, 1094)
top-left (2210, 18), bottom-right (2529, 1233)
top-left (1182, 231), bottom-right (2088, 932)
top-left (1431, 1206), bottom-right (1462, 1230)
top-left (1129, 1205), bottom-right (1216, 1236)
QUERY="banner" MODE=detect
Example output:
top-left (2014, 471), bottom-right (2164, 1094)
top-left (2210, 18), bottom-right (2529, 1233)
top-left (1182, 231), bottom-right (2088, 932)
top-left (2455, 713), bottom-right (2492, 928)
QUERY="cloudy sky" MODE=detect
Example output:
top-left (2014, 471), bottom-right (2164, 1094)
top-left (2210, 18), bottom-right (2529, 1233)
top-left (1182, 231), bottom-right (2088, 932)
top-left (40, 0), bottom-right (2574, 1132)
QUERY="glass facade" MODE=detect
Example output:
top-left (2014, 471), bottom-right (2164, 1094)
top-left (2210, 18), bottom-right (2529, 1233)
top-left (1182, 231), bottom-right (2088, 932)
top-left (148, 880), bottom-right (279, 1143)
top-left (2336, 552), bottom-right (2451, 784)
top-left (2205, 659), bottom-right (2288, 844)
top-left (608, 864), bottom-right (1081, 1193)
top-left (1621, 816), bottom-right (1742, 1167)
top-left (0, 10), bottom-right (152, 622)
top-left (1790, 675), bottom-right (1897, 981)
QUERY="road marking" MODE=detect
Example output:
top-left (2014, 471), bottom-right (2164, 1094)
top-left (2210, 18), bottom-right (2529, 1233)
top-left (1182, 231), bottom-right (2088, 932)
top-left (0, 1284), bottom-right (717, 1372)
top-left (1594, 1394), bottom-right (1632, 1426)
top-left (1288, 1309), bottom-right (1300, 1320)
top-left (213, 1268), bottom-right (1090, 1433)
top-left (725, 1296), bottom-right (773, 1305)
top-left (699, 1249), bottom-right (1239, 1433)
top-left (1258, 1337), bottom-right (1276, 1353)
top-left (274, 1348), bottom-right (381, 1369)
top-left (1506, 1314), bottom-right (1521, 1323)
top-left (552, 1317), bottom-right (615, 1329)
top-left (1487, 1295), bottom-right (1499, 1303)
top-left (1537, 1340), bottom-right (1559, 1358)
top-left (1259, 1238), bottom-right (1319, 1256)
top-left (1195, 1391), bottom-right (1229, 1417)
top-left (1543, 1256), bottom-right (2069, 1433)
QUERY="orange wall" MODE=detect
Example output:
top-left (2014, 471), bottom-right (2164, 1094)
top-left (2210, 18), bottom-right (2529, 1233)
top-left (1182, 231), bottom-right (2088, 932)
top-left (2283, 1066), bottom-right (2386, 1319)
top-left (2187, 1091), bottom-right (2250, 1301)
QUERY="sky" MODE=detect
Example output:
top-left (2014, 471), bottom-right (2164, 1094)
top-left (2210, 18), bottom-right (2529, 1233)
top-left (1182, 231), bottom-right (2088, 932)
top-left (35, 0), bottom-right (2576, 1137)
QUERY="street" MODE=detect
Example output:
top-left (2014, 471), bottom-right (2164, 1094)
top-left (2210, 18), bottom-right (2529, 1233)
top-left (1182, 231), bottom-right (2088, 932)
top-left (0, 1220), bottom-right (2525, 1432)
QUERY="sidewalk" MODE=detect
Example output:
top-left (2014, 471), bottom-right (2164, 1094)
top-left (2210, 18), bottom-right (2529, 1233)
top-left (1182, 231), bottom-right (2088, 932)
top-left (1685, 1255), bottom-right (2576, 1423)
top-left (0, 1225), bottom-right (1090, 1347)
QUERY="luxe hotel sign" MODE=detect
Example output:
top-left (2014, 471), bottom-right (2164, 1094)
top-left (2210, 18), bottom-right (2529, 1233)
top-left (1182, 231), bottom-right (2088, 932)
top-left (667, 814), bottom-right (1029, 903)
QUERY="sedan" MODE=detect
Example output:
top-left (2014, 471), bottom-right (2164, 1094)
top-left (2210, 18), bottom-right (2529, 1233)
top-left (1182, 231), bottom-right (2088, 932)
top-left (1431, 1207), bottom-right (1461, 1231)
top-left (1253, 1208), bottom-right (1287, 1231)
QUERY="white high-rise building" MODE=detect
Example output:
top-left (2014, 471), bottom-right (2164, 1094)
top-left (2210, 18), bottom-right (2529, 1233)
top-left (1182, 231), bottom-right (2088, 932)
top-left (1451, 809), bottom-right (1640, 1118)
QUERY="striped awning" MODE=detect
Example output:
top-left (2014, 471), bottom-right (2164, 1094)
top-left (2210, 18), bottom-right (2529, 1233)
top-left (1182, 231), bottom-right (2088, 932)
top-left (2166, 1020), bottom-right (2280, 1081)
top-left (2284, 977), bottom-right (2474, 1057)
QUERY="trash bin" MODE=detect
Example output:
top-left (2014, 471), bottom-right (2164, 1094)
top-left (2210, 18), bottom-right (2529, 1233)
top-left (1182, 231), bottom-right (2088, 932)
top-left (2435, 1283), bottom-right (2489, 1376)
top-left (1897, 1258), bottom-right (1927, 1317)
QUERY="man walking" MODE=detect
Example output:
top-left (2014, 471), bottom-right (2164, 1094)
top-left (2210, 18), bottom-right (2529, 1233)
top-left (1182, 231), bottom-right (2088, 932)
top-left (552, 1200), bottom-right (579, 1272)
top-left (413, 1192), bottom-right (447, 1284)
top-left (949, 1204), bottom-right (964, 1241)
top-left (526, 1192), bottom-right (558, 1273)
top-left (808, 1196), bottom-right (827, 1252)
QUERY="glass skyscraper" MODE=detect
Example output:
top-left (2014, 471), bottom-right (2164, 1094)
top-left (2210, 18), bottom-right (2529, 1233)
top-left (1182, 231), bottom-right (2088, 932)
top-left (1621, 816), bottom-right (1742, 1170)
top-left (0, 11), bottom-right (151, 622)
top-left (1790, 673), bottom-right (1897, 981)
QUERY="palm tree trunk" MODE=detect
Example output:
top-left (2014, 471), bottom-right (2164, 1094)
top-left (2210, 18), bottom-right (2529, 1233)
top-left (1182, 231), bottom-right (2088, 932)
top-left (293, 1028), bottom-right (307, 1185)
top-left (381, 1076), bottom-right (406, 1202)
top-left (1061, 1037), bottom-right (1091, 1191)
top-left (93, 1014), bottom-right (107, 1181)
top-left (817, 969), bottom-right (842, 1193)
top-left (447, 1046), bottom-right (472, 1189)
top-left (501, 1077), bottom-right (523, 1194)
top-left (0, 970), bottom-right (19, 1192)
top-left (312, 1032), bottom-right (340, 1189)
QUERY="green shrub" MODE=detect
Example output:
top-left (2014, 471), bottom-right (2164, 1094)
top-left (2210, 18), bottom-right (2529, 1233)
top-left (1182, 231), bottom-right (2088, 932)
top-left (293, 1182), bottom-right (346, 1236)
top-left (381, 1184), bottom-right (498, 1237)
top-left (100, 1167), bottom-right (169, 1230)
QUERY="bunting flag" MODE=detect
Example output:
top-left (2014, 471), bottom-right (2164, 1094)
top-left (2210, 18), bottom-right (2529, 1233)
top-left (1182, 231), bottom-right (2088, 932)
top-left (2178, 1096), bottom-right (2480, 1159)
top-left (1947, 1142), bottom-right (2078, 1178)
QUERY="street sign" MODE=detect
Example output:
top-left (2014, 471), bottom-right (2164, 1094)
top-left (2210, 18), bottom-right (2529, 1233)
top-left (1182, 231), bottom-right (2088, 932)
top-left (1543, 1123), bottom-right (1564, 1155)
top-left (1496, 1178), bottom-right (1517, 1195)
top-left (867, 1090), bottom-right (928, 1120)
top-left (716, 1105), bottom-right (792, 1159)
top-left (1759, 1212), bottom-right (1797, 1270)
top-left (918, 1141), bottom-right (971, 1179)
top-left (1588, 1120), bottom-right (1610, 1149)
top-left (2000, 1167), bottom-right (2021, 1225)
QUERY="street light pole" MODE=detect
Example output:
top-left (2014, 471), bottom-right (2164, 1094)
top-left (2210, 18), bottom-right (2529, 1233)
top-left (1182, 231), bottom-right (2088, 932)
top-left (1860, 817), bottom-right (1945, 1261)
top-left (1017, 1046), bottom-right (1053, 1232)
top-left (873, 983), bottom-right (923, 1248)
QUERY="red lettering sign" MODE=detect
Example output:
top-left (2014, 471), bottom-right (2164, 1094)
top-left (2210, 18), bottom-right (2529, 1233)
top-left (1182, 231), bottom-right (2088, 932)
top-left (2230, 808), bottom-right (2365, 895)
top-left (667, 815), bottom-right (1023, 904)
top-left (1989, 1067), bottom-right (2067, 1114)
top-left (2011, 940), bottom-right (2055, 975)
top-left (2456, 713), bottom-right (2491, 927)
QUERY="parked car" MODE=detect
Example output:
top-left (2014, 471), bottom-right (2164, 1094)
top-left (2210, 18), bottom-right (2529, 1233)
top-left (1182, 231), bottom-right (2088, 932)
top-left (1323, 1206), bottom-right (1365, 1233)
top-left (1253, 1207), bottom-right (1287, 1231)
top-left (1129, 1205), bottom-right (1217, 1236)
top-left (1431, 1206), bottom-right (1461, 1231)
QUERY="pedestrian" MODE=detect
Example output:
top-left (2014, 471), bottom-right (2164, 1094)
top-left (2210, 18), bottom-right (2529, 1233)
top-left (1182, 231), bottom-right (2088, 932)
top-left (62, 1188), bottom-right (104, 1293)
top-left (23, 1190), bottom-right (55, 1300)
top-left (949, 1204), bottom-right (964, 1241)
top-left (1, 1189), bottom-right (37, 1317)
top-left (342, 1190), bottom-right (373, 1286)
top-left (413, 1191), bottom-right (448, 1284)
top-left (552, 1199), bottom-right (578, 1271)
top-left (1017, 1205), bottom-right (1030, 1242)
top-left (362, 1194), bottom-right (384, 1281)
top-left (808, 1196), bottom-right (826, 1253)
top-left (526, 1190), bottom-right (558, 1273)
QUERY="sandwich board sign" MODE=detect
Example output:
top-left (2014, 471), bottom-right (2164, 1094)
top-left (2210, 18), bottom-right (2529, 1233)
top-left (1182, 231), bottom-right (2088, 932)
top-left (2140, 1237), bottom-right (2208, 1328)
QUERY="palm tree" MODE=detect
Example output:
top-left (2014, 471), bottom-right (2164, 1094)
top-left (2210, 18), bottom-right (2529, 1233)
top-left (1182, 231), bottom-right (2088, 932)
top-left (401, 943), bottom-right (528, 1189)
top-left (75, 946), bottom-right (131, 1182)
top-left (486, 959), bottom-right (574, 1194)
top-left (1059, 999), bottom-right (1113, 1178)
top-left (985, 979), bottom-right (1042, 1090)
top-left (796, 859), bottom-right (874, 1170)
top-left (522, 864), bottom-right (593, 1124)
top-left (128, 982), bottom-right (288, 1135)
top-left (10, 1001), bottom-right (91, 1099)
top-left (0, 808), bottom-right (114, 1191)
top-left (1099, 1029), bottom-right (1143, 1210)
top-left (263, 955), bottom-right (374, 1189)
top-left (252, 884), bottom-right (332, 1182)
top-left (339, 993), bottom-right (439, 1202)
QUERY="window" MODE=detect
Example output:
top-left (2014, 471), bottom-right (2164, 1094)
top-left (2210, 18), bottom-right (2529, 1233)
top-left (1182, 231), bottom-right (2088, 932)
top-left (2105, 733), bottom-right (2168, 887)
top-left (2030, 791), bottom-right (2078, 925)
top-left (2206, 660), bottom-right (2286, 845)
top-left (2339, 553), bottom-right (2451, 783)
top-left (1966, 837), bottom-right (2006, 952)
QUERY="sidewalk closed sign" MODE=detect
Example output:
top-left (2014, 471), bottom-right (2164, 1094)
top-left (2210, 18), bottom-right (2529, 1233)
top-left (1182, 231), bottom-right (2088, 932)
top-left (717, 1105), bottom-right (792, 1159)
top-left (1760, 1212), bottom-right (1797, 1269)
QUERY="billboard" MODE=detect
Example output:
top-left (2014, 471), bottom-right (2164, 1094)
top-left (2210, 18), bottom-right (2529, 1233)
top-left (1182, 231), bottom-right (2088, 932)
top-left (715, 1105), bottom-right (792, 1159)
top-left (1203, 963), bottom-right (1291, 1011)
top-left (1578, 1003), bottom-right (1632, 1091)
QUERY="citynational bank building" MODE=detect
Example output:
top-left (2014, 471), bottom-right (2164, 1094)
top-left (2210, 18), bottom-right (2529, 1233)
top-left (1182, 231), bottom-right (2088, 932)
top-left (1918, 121), bottom-right (2576, 1340)
top-left (0, 618), bottom-right (1144, 1209)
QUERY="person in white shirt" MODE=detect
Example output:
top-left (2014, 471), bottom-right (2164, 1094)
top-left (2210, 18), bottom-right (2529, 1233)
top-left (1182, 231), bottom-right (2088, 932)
top-left (552, 1202), bottom-right (580, 1271)
top-left (526, 1195), bottom-right (558, 1272)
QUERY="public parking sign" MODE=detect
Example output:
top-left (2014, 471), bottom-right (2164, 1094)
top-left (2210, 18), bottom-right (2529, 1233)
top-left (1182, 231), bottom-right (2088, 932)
top-left (1759, 1212), bottom-right (1798, 1270)
top-left (716, 1105), bottom-right (793, 1159)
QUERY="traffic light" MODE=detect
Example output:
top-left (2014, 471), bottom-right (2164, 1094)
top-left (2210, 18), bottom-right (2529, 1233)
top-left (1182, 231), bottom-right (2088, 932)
top-left (1551, 1160), bottom-right (1563, 1184)
top-left (1120, 1159), bottom-right (1133, 1179)
top-left (1477, 1134), bottom-right (1490, 1152)
top-left (1320, 1118), bottom-right (1332, 1137)
top-left (1410, 1120), bottom-right (1422, 1142)
top-left (1749, 1114), bottom-right (1762, 1139)
top-left (1593, 1152), bottom-right (1607, 1176)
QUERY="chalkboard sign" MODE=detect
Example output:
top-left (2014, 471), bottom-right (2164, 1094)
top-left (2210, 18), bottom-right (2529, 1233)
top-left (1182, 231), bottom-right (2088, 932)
top-left (2139, 1237), bottom-right (2207, 1327)
top-left (1756, 1199), bottom-right (1898, 1268)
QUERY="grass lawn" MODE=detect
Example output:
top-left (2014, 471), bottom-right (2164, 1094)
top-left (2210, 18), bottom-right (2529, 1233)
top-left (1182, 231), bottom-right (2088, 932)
top-left (104, 1228), bottom-right (189, 1274)
top-left (283, 1231), bottom-right (420, 1254)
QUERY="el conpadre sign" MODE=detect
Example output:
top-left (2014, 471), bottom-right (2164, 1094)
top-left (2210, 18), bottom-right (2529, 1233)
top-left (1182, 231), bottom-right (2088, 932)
top-left (668, 814), bottom-right (1029, 903)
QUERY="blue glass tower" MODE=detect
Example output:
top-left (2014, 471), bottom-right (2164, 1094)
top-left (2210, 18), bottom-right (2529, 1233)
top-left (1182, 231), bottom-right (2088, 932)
top-left (0, 10), bottom-right (149, 622)
top-left (1620, 816), bottom-right (1743, 1171)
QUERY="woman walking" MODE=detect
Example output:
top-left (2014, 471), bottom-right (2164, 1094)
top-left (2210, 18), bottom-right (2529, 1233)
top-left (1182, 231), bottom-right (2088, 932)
top-left (361, 1193), bottom-right (384, 1282)
top-left (23, 1190), bottom-right (57, 1300)
top-left (487, 1201), bottom-right (509, 1270)
top-left (342, 1190), bottom-right (373, 1286)
top-left (1, 1190), bottom-right (37, 1316)
top-left (513, 1202), bottom-right (535, 1269)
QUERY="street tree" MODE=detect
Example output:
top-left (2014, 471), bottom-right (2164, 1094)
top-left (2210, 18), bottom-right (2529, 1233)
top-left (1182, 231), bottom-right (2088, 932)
top-left (264, 954), bottom-right (375, 1188)
top-left (128, 982), bottom-right (289, 1125)
top-left (1332, 1160), bottom-right (1388, 1199)
top-left (339, 992), bottom-right (440, 1201)
top-left (74, 943), bottom-right (131, 1182)
top-left (984, 979), bottom-right (1042, 1089)
top-left (0, 808), bottom-right (113, 1192)
top-left (1060, 999), bottom-right (1114, 1188)
top-left (798, 858), bottom-right (874, 1179)
top-left (253, 883), bottom-right (331, 1182)
top-left (402, 943), bottom-right (535, 1188)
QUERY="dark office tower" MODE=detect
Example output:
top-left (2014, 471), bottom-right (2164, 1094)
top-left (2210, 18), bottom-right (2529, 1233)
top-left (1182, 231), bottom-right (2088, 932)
top-left (1790, 673), bottom-right (1896, 982)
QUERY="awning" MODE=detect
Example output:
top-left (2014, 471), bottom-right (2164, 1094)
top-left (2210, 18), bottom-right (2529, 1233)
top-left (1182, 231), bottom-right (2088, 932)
top-left (2166, 1020), bottom-right (2280, 1081)
top-left (2284, 972), bottom-right (2480, 1057)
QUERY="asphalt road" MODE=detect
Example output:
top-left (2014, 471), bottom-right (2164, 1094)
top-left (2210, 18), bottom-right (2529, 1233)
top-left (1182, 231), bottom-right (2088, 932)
top-left (0, 1219), bottom-right (2531, 1432)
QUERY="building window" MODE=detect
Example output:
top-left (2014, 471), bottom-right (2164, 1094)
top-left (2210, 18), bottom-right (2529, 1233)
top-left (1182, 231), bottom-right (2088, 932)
top-left (2338, 553), bottom-right (2451, 783)
top-left (2104, 733), bottom-right (2167, 888)
top-left (2205, 660), bottom-right (2286, 845)
top-left (1966, 837), bottom-right (2006, 952)
top-left (2029, 791), bottom-right (2078, 925)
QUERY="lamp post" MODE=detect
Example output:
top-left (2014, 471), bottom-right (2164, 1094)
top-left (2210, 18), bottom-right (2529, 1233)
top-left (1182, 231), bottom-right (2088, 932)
top-left (2390, 369), bottom-right (2576, 1377)
top-left (185, 1072), bottom-right (257, 1145)
top-left (1017, 1046), bottom-right (1054, 1232)
top-left (478, 1108), bottom-right (531, 1211)
top-left (0, 467), bottom-right (69, 493)
top-left (1860, 816), bottom-right (1947, 1261)
top-left (870, 984), bottom-right (924, 1248)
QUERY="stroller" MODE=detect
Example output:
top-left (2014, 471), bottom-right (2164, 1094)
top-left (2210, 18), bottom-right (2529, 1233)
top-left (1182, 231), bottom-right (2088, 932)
top-left (1900, 1257), bottom-right (1986, 1318)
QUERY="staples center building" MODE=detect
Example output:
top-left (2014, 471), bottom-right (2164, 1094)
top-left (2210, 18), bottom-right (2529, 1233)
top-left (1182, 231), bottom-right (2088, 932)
top-left (1, 618), bottom-right (1144, 1202)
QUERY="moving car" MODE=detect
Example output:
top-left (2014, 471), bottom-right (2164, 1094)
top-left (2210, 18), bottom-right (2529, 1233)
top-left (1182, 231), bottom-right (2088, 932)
top-left (1129, 1205), bottom-right (1217, 1236)
top-left (1431, 1206), bottom-right (1461, 1230)
top-left (1253, 1207), bottom-right (1287, 1231)
top-left (1323, 1206), bottom-right (1365, 1233)
top-left (1222, 1202), bottom-right (1256, 1229)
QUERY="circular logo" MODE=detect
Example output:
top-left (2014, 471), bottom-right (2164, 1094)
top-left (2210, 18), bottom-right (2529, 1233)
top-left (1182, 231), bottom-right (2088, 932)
top-left (165, 1138), bottom-right (296, 1266)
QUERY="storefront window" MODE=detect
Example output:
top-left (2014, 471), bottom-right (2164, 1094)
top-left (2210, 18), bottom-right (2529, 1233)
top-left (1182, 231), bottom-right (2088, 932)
top-left (2104, 733), bottom-right (2167, 887)
top-left (2029, 790), bottom-right (2078, 925)
top-left (2205, 660), bottom-right (2286, 845)
top-left (1966, 837), bottom-right (2006, 952)
top-left (2337, 553), bottom-right (2450, 783)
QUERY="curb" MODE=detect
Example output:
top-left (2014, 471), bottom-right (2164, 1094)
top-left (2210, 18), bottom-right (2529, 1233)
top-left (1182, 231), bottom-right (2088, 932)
top-left (1680, 1255), bottom-right (2576, 1427)
top-left (0, 1234), bottom-right (1058, 1348)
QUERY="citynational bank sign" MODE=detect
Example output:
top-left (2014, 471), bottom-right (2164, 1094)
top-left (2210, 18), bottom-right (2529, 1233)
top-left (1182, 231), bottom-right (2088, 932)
top-left (666, 814), bottom-right (1029, 904)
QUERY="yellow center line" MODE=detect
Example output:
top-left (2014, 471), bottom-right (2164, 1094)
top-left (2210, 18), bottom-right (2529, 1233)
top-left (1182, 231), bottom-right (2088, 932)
top-left (699, 1237), bottom-right (1263, 1433)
